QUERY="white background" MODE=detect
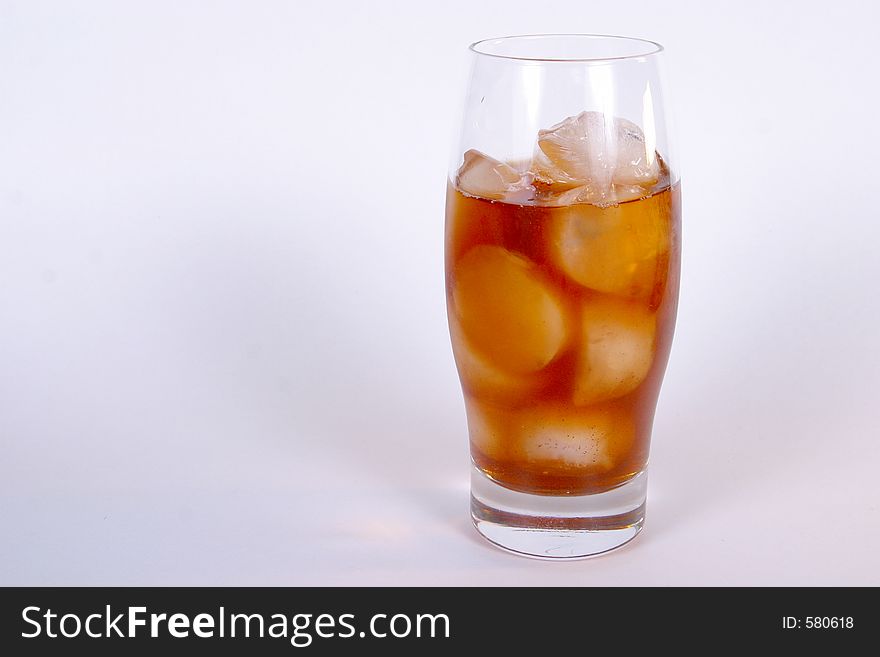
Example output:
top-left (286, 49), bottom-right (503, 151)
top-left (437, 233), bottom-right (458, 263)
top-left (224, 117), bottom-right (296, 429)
top-left (1, 0), bottom-right (878, 585)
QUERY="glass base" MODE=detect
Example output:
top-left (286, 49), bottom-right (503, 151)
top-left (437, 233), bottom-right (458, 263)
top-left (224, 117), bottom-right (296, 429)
top-left (470, 465), bottom-right (647, 560)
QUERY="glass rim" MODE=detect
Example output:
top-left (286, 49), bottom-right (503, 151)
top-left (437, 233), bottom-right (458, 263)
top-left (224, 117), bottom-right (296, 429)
top-left (469, 33), bottom-right (664, 63)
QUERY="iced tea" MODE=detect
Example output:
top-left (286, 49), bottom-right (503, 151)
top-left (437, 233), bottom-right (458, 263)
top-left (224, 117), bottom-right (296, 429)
top-left (446, 111), bottom-right (681, 496)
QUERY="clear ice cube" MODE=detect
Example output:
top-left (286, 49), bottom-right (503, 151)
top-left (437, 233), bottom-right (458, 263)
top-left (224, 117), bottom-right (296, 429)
top-left (515, 403), bottom-right (633, 469)
top-left (451, 245), bottom-right (568, 374)
top-left (465, 400), bottom-right (507, 460)
top-left (573, 299), bottom-right (656, 405)
top-left (455, 149), bottom-right (532, 201)
top-left (548, 195), bottom-right (670, 299)
top-left (532, 111), bottom-right (659, 205)
top-left (449, 312), bottom-right (541, 402)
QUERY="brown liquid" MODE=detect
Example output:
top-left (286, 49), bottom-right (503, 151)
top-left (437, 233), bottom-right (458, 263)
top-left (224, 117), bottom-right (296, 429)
top-left (446, 181), bottom-right (680, 495)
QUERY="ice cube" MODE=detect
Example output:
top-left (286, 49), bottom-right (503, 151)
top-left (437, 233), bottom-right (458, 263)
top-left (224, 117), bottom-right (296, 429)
top-left (531, 111), bottom-right (659, 205)
top-left (448, 312), bottom-right (542, 402)
top-left (515, 403), bottom-right (634, 469)
top-left (548, 193), bottom-right (670, 299)
top-left (610, 184), bottom-right (651, 203)
top-left (574, 299), bottom-right (656, 405)
top-left (465, 400), bottom-right (508, 460)
top-left (451, 245), bottom-right (568, 374)
top-left (537, 183), bottom-right (651, 207)
top-left (455, 149), bottom-right (532, 201)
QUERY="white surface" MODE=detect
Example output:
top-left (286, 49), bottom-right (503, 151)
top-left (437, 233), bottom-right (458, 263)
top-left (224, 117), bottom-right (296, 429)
top-left (1, 0), bottom-right (878, 586)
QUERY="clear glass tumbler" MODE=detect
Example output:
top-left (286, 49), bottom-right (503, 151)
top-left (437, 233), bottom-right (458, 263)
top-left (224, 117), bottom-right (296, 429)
top-left (446, 34), bottom-right (680, 558)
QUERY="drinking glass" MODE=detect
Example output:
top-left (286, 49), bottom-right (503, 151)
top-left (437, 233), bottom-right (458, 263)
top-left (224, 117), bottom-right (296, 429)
top-left (446, 34), bottom-right (680, 558)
